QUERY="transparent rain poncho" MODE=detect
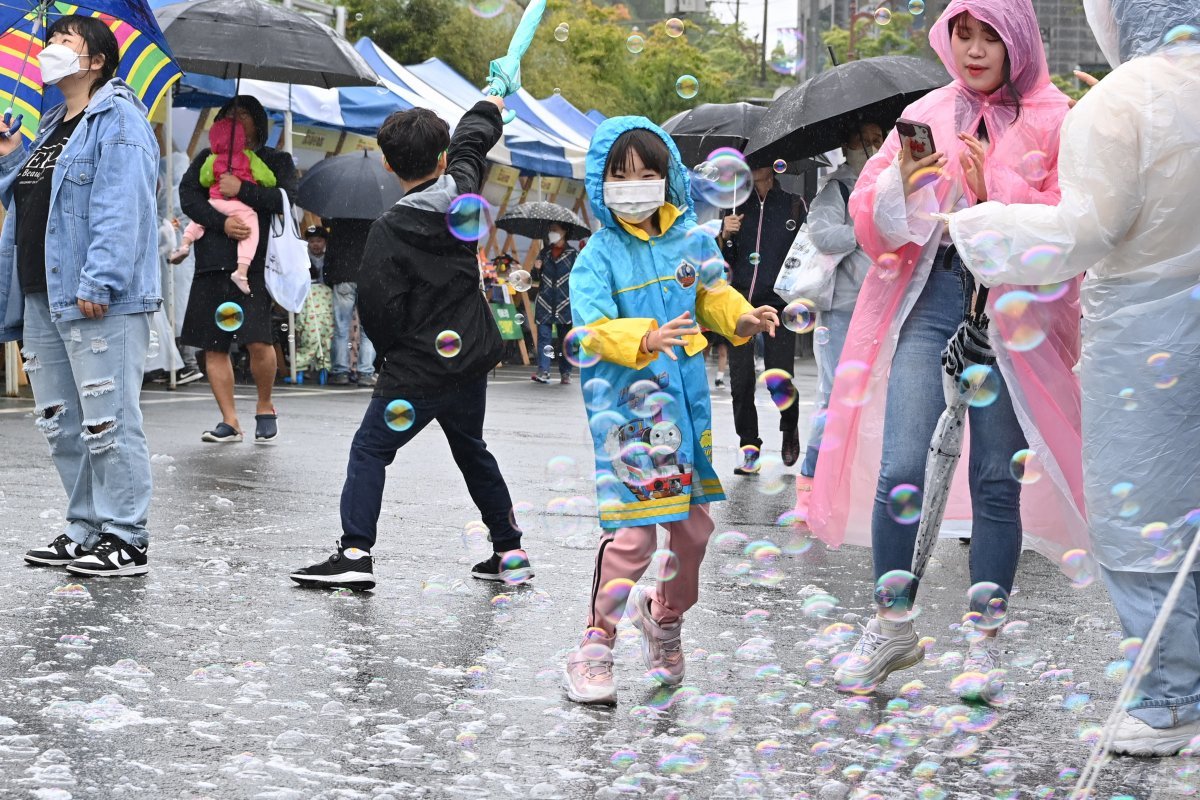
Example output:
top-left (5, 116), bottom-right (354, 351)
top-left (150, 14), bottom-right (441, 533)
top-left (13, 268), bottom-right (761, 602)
top-left (949, 0), bottom-right (1200, 572)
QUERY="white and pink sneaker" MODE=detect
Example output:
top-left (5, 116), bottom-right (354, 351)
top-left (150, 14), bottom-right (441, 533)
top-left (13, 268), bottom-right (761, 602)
top-left (630, 586), bottom-right (686, 686)
top-left (563, 631), bottom-right (617, 705)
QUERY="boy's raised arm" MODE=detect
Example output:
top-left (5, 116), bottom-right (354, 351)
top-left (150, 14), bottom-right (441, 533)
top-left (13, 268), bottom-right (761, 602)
top-left (446, 97), bottom-right (505, 197)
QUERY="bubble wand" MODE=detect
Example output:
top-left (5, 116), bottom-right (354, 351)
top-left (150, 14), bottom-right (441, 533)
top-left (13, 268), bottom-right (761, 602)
top-left (482, 0), bottom-right (547, 121)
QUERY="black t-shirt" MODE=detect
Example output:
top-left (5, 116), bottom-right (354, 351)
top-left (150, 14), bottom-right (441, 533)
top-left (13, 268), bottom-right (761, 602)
top-left (15, 113), bottom-right (82, 294)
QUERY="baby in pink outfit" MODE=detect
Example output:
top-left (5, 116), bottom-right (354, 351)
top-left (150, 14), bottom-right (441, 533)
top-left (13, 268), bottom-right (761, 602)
top-left (169, 117), bottom-right (277, 294)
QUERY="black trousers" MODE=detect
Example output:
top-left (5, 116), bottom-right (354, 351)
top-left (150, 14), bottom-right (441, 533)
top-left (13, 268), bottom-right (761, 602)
top-left (728, 328), bottom-right (800, 448)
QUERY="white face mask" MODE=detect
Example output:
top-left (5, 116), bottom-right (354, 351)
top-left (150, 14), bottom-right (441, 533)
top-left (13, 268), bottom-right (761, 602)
top-left (603, 178), bottom-right (666, 224)
top-left (546, 231), bottom-right (563, 244)
top-left (844, 145), bottom-right (870, 174)
top-left (38, 43), bottom-right (88, 86)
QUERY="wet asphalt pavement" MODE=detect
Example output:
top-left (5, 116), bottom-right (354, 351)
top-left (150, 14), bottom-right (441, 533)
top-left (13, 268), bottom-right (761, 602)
top-left (0, 359), bottom-right (1192, 799)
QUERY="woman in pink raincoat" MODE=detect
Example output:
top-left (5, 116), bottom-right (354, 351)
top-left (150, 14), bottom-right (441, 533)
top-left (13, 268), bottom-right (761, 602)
top-left (809, 0), bottom-right (1090, 696)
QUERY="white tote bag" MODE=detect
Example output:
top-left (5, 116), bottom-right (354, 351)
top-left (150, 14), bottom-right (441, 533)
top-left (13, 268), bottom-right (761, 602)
top-left (773, 224), bottom-right (853, 311)
top-left (264, 189), bottom-right (311, 313)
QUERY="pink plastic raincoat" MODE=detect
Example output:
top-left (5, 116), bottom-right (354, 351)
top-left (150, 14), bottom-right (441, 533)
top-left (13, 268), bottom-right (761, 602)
top-left (809, 0), bottom-right (1090, 567)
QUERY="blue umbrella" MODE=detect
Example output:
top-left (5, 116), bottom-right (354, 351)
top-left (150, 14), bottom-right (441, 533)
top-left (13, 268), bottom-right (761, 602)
top-left (484, 0), bottom-right (546, 99)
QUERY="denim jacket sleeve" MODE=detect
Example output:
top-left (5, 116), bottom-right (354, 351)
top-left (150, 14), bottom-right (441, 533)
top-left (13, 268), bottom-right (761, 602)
top-left (76, 107), bottom-right (159, 305)
top-left (0, 143), bottom-right (30, 208)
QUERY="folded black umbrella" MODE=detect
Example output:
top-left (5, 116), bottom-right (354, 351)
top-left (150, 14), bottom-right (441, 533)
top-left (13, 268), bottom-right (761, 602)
top-left (155, 0), bottom-right (379, 88)
top-left (298, 151), bottom-right (403, 220)
top-left (661, 102), bottom-right (767, 168)
top-left (497, 202), bottom-right (590, 241)
top-left (745, 56), bottom-right (949, 164)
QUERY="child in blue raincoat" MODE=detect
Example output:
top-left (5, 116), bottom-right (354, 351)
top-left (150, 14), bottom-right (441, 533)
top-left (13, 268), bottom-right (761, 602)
top-left (563, 117), bottom-right (779, 705)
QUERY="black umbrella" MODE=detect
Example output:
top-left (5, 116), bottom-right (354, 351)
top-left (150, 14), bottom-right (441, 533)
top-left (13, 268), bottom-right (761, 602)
top-left (298, 151), bottom-right (403, 220)
top-left (155, 0), bottom-right (379, 88)
top-left (745, 56), bottom-right (949, 164)
top-left (497, 202), bottom-right (590, 241)
top-left (661, 102), bottom-right (767, 168)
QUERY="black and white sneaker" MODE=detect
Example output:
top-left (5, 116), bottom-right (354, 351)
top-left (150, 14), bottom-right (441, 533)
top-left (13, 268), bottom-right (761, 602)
top-left (290, 548), bottom-right (375, 590)
top-left (24, 534), bottom-right (94, 566)
top-left (65, 533), bottom-right (149, 577)
top-left (176, 368), bottom-right (204, 385)
top-left (471, 550), bottom-right (535, 584)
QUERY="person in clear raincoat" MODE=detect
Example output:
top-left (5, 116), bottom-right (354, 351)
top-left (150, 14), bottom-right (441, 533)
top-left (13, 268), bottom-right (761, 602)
top-left (561, 117), bottom-right (779, 705)
top-left (808, 0), bottom-right (1090, 697)
top-left (947, 0), bottom-right (1200, 757)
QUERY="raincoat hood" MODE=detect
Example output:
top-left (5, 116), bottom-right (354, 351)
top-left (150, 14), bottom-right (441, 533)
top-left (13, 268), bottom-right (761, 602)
top-left (585, 115), bottom-right (692, 231)
top-left (929, 0), bottom-right (1050, 99)
top-left (1084, 0), bottom-right (1200, 66)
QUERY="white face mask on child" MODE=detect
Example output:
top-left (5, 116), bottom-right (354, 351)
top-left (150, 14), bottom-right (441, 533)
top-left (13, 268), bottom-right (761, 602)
top-left (603, 178), bottom-right (666, 224)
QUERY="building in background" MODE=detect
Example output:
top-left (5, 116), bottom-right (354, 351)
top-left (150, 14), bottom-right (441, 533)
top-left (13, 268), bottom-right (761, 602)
top-left (797, 0), bottom-right (1105, 80)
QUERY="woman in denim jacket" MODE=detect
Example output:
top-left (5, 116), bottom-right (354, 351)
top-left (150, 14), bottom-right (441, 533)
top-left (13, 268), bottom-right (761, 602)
top-left (0, 16), bottom-right (160, 577)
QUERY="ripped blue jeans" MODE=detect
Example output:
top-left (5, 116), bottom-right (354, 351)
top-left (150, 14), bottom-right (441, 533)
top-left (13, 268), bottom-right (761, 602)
top-left (22, 294), bottom-right (153, 548)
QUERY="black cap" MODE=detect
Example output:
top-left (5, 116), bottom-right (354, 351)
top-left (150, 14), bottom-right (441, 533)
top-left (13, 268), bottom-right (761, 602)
top-left (305, 225), bottom-right (328, 239)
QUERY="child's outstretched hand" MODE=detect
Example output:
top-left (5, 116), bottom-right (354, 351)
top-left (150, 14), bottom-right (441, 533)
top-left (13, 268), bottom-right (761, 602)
top-left (641, 311), bottom-right (701, 361)
top-left (736, 306), bottom-right (780, 338)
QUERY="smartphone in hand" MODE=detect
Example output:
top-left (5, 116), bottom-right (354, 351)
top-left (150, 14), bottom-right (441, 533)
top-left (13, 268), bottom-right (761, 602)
top-left (896, 118), bottom-right (936, 159)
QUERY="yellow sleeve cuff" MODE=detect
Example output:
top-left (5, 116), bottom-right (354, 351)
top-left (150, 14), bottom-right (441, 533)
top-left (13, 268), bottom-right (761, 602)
top-left (588, 317), bottom-right (659, 370)
top-left (696, 284), bottom-right (754, 347)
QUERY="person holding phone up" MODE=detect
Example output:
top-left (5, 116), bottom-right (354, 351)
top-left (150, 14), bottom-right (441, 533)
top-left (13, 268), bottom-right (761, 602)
top-left (806, 0), bottom-right (1089, 697)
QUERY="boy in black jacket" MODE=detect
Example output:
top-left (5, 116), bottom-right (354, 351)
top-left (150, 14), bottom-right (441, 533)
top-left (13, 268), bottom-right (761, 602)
top-left (290, 96), bottom-right (533, 590)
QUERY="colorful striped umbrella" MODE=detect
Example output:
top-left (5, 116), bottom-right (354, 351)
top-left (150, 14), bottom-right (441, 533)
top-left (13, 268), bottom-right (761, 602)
top-left (0, 0), bottom-right (178, 143)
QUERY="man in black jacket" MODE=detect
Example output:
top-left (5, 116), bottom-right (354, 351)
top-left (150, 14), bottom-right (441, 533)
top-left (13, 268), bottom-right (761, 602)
top-left (719, 165), bottom-right (806, 473)
top-left (290, 96), bottom-right (533, 590)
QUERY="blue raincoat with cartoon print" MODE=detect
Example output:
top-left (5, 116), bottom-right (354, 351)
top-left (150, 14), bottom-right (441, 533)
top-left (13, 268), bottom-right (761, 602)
top-left (570, 116), bottom-right (755, 530)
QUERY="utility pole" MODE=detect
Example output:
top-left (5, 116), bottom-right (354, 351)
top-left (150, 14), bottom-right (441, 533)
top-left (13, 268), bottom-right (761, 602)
top-left (734, 0), bottom-right (740, 29)
top-left (760, 0), bottom-right (768, 83)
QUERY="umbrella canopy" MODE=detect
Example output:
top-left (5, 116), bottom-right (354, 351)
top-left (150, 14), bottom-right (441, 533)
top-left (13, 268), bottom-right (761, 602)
top-left (745, 56), bottom-right (949, 164)
top-left (910, 291), bottom-right (996, 581)
top-left (497, 201), bottom-right (590, 241)
top-left (154, 0), bottom-right (377, 87)
top-left (297, 150), bottom-right (403, 220)
top-left (0, 0), bottom-right (180, 143)
top-left (661, 102), bottom-right (767, 167)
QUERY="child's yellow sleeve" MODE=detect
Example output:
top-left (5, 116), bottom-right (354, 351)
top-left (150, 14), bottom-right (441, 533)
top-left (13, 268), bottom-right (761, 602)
top-left (696, 283), bottom-right (754, 346)
top-left (586, 317), bottom-right (659, 370)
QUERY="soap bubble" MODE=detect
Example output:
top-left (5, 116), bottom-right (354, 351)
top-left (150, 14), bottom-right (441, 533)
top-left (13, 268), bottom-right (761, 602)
top-left (1009, 449), bottom-right (1042, 485)
top-left (1020, 243), bottom-right (1064, 277)
top-left (675, 74), bottom-right (699, 99)
top-left (563, 326), bottom-right (601, 367)
top-left (874, 7), bottom-right (892, 24)
top-left (960, 364), bottom-right (1000, 407)
top-left (508, 269), bottom-right (532, 292)
top-left (994, 290), bottom-right (1046, 352)
top-left (1148, 352), bottom-right (1178, 389)
top-left (966, 582), bottom-right (1008, 631)
top-left (758, 368), bottom-right (796, 410)
top-left (908, 0), bottom-right (926, 13)
top-left (875, 570), bottom-right (919, 622)
top-left (738, 444), bottom-right (761, 473)
top-left (835, 359), bottom-right (872, 407)
top-left (1164, 24), bottom-right (1198, 45)
top-left (500, 550), bottom-right (533, 585)
top-left (692, 147), bottom-right (751, 209)
top-left (598, 578), bottom-right (635, 624)
top-left (446, 193), bottom-right (493, 241)
top-left (514, 313), bottom-right (525, 325)
top-left (541, 344), bottom-right (554, 359)
top-left (652, 548), bottom-right (680, 581)
top-left (773, 159), bottom-right (787, 174)
top-left (354, 11), bottom-right (363, 21)
top-left (875, 251), bottom-right (902, 281)
top-left (1061, 549), bottom-right (1096, 588)
top-left (748, 251), bottom-right (761, 266)
top-left (814, 326), bottom-right (830, 346)
top-left (886, 484), bottom-right (922, 525)
top-left (215, 302), bottom-right (243, 332)
top-left (553, 23), bottom-right (569, 42)
top-left (1119, 387), bottom-right (1137, 410)
top-left (469, 0), bottom-right (506, 18)
top-left (782, 298), bottom-right (816, 333)
top-left (785, 218), bottom-right (797, 231)
top-left (665, 17), bottom-right (684, 37)
top-left (435, 330), bottom-right (461, 357)
top-left (626, 34), bottom-right (645, 54)
top-left (582, 377), bottom-right (613, 411)
top-left (384, 399), bottom-right (415, 432)
top-left (1020, 150), bottom-right (1049, 181)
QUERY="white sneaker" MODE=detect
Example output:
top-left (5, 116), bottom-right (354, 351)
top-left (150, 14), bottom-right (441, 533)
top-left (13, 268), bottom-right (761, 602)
top-left (963, 636), bottom-right (1001, 673)
top-left (834, 617), bottom-right (924, 693)
top-left (563, 635), bottom-right (617, 705)
top-left (630, 586), bottom-right (685, 686)
top-left (954, 636), bottom-right (1006, 704)
top-left (1109, 713), bottom-right (1200, 757)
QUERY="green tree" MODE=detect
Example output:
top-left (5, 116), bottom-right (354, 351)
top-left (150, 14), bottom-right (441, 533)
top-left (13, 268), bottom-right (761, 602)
top-left (343, 0), bottom-right (456, 63)
top-left (823, 12), bottom-right (928, 65)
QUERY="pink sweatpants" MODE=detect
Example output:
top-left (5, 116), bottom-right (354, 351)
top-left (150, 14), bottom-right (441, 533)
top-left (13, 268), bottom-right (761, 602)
top-left (585, 504), bottom-right (715, 641)
top-left (183, 196), bottom-right (260, 267)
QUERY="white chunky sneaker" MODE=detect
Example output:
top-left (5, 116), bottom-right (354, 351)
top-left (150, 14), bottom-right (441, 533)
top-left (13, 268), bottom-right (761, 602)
top-left (1109, 713), bottom-right (1200, 757)
top-left (834, 617), bottom-right (924, 693)
top-left (630, 586), bottom-right (685, 686)
top-left (563, 634), bottom-right (617, 705)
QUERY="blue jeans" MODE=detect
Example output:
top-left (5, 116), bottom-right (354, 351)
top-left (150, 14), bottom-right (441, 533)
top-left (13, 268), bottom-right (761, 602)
top-left (871, 253), bottom-right (1027, 607)
top-left (1102, 568), bottom-right (1200, 728)
top-left (801, 306), bottom-right (853, 478)
top-left (331, 281), bottom-right (375, 378)
top-left (21, 294), bottom-right (153, 547)
top-left (339, 376), bottom-right (522, 552)
top-left (536, 321), bottom-right (571, 376)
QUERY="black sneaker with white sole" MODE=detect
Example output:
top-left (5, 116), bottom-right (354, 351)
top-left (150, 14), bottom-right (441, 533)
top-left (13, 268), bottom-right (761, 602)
top-left (65, 533), bottom-right (149, 577)
top-left (24, 534), bottom-right (95, 566)
top-left (290, 548), bottom-right (375, 590)
top-left (471, 550), bottom-right (534, 584)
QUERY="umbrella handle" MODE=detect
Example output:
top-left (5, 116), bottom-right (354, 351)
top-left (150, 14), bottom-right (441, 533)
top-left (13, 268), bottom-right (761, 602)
top-left (972, 285), bottom-right (990, 319)
top-left (1, 110), bottom-right (23, 140)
